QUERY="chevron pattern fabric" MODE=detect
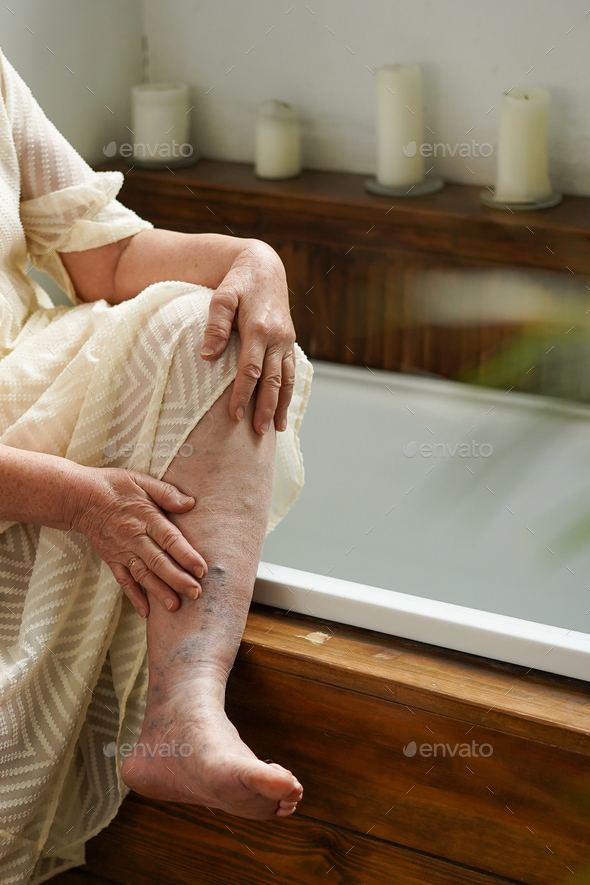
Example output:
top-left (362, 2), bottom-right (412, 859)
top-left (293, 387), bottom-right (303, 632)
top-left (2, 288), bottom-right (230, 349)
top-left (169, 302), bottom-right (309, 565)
top-left (0, 47), bottom-right (312, 885)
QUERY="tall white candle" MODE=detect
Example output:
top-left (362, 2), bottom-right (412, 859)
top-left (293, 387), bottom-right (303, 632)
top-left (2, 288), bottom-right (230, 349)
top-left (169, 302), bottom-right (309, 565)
top-left (375, 64), bottom-right (424, 188)
top-left (255, 100), bottom-right (301, 180)
top-left (131, 82), bottom-right (193, 166)
top-left (493, 88), bottom-right (552, 203)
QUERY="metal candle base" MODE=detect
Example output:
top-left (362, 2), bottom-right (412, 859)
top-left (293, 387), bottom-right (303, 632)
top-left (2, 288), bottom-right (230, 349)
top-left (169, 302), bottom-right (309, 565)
top-left (365, 175), bottom-right (445, 198)
top-left (480, 189), bottom-right (562, 211)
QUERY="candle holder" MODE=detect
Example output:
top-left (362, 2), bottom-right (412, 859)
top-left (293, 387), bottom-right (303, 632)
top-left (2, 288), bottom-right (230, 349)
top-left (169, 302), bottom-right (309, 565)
top-left (365, 175), bottom-right (445, 198)
top-left (480, 189), bottom-right (562, 211)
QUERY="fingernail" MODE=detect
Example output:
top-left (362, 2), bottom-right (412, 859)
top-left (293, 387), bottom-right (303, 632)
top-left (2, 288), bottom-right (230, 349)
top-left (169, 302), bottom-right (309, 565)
top-left (139, 607), bottom-right (148, 619)
top-left (201, 346), bottom-right (215, 356)
top-left (278, 418), bottom-right (287, 432)
top-left (188, 586), bottom-right (200, 599)
top-left (166, 598), bottom-right (175, 611)
top-left (260, 421), bottom-right (270, 434)
top-left (236, 406), bottom-right (244, 420)
top-left (198, 567), bottom-right (205, 579)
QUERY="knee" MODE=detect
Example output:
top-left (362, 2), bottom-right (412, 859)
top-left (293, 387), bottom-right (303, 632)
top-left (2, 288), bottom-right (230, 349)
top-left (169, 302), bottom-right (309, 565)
top-left (132, 283), bottom-right (208, 358)
top-left (138, 283), bottom-right (240, 362)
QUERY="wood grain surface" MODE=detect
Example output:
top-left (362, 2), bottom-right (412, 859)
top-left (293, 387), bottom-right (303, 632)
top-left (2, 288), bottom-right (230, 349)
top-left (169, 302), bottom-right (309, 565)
top-left (78, 606), bottom-right (590, 885)
top-left (241, 606), bottom-right (590, 755)
top-left (84, 794), bottom-right (523, 885)
top-left (225, 657), bottom-right (590, 884)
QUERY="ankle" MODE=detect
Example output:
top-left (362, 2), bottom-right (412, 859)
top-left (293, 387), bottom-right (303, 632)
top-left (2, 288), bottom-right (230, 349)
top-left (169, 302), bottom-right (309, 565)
top-left (146, 667), bottom-right (228, 714)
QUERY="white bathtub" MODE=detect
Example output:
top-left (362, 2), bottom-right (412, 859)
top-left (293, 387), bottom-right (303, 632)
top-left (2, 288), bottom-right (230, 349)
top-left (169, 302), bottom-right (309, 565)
top-left (257, 361), bottom-right (590, 681)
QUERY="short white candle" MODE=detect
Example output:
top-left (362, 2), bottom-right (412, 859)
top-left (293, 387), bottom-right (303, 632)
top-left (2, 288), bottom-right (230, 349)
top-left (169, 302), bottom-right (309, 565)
top-left (493, 88), bottom-right (552, 203)
top-left (255, 100), bottom-right (301, 180)
top-left (375, 64), bottom-right (424, 188)
top-left (131, 82), bottom-right (193, 166)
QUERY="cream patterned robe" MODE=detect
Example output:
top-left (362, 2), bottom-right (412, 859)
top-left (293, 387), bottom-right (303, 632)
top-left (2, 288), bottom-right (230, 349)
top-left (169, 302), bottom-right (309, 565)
top-left (0, 50), bottom-right (312, 884)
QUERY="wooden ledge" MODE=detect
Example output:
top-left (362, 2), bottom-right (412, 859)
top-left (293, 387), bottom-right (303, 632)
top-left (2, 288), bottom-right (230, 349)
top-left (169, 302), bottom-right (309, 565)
top-left (101, 158), bottom-right (590, 273)
top-left (103, 158), bottom-right (590, 234)
top-left (242, 604), bottom-right (590, 755)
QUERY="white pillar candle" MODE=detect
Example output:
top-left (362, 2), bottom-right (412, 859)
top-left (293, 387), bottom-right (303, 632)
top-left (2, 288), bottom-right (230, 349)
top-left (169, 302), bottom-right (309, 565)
top-left (493, 88), bottom-right (552, 203)
top-left (131, 82), bottom-right (193, 166)
top-left (375, 64), bottom-right (424, 188)
top-left (255, 100), bottom-right (301, 180)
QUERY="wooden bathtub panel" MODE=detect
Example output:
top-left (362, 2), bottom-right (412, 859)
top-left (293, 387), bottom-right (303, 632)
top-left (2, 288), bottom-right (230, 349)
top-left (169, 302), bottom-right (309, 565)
top-left (241, 608), bottom-right (590, 755)
top-left (85, 794), bottom-right (517, 885)
top-left (77, 607), bottom-right (590, 885)
top-left (225, 661), bottom-right (590, 885)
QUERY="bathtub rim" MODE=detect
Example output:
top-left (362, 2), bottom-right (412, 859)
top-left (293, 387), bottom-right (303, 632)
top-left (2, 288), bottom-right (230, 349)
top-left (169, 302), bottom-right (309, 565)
top-left (254, 561), bottom-right (590, 682)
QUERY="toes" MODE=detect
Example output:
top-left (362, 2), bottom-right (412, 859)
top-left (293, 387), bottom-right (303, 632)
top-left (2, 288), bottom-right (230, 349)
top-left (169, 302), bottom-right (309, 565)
top-left (269, 763), bottom-right (303, 801)
top-left (268, 763), bottom-right (303, 795)
top-left (241, 761), bottom-right (301, 802)
top-left (276, 803), bottom-right (298, 817)
top-left (285, 783), bottom-right (303, 802)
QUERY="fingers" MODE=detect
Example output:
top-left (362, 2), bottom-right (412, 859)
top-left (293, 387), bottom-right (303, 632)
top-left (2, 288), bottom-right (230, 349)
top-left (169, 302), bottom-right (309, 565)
top-left (236, 343), bottom-right (295, 436)
top-left (127, 555), bottom-right (182, 612)
top-left (127, 473), bottom-right (207, 578)
top-left (229, 332), bottom-right (266, 425)
top-left (200, 286), bottom-right (239, 360)
top-left (148, 512), bottom-right (207, 582)
top-left (252, 346), bottom-right (284, 435)
top-left (110, 562), bottom-right (150, 618)
top-left (274, 351), bottom-right (296, 433)
top-left (134, 536), bottom-right (202, 603)
top-left (132, 472), bottom-right (195, 514)
top-left (112, 546), bottom-right (193, 617)
top-left (205, 253), bottom-right (296, 430)
top-left (105, 471), bottom-right (206, 616)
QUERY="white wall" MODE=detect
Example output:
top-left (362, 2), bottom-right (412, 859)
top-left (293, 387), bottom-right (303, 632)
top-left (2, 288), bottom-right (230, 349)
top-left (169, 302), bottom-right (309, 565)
top-left (0, 0), bottom-right (143, 165)
top-left (2, 1), bottom-right (588, 194)
top-left (142, 0), bottom-right (590, 195)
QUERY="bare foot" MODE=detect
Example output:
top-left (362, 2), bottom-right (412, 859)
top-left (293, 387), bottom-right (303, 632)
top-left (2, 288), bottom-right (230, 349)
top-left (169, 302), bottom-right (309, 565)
top-left (120, 688), bottom-right (303, 820)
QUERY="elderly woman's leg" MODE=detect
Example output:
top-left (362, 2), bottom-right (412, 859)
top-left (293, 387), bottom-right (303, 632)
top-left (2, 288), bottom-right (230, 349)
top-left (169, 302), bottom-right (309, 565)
top-left (120, 381), bottom-right (303, 819)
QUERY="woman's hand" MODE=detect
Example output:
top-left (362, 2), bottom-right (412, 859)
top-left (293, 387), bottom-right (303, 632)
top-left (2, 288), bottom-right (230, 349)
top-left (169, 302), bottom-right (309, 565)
top-left (200, 240), bottom-right (296, 436)
top-left (71, 466), bottom-right (207, 618)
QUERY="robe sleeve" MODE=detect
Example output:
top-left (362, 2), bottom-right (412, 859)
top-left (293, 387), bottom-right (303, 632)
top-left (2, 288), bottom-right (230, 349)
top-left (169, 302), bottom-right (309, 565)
top-left (0, 49), bottom-right (152, 304)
